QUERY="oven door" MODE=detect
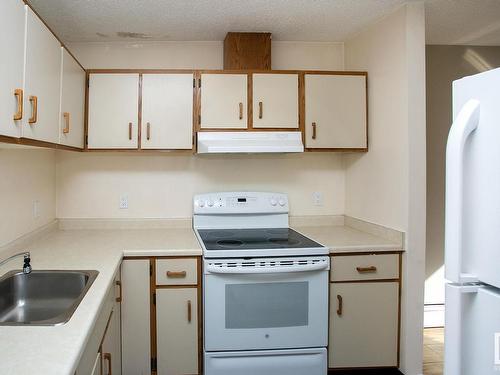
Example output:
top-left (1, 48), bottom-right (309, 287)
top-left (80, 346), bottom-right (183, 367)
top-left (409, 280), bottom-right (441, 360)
top-left (203, 256), bottom-right (329, 351)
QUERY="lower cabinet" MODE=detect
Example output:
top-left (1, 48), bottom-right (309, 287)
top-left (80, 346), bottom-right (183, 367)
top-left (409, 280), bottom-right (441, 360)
top-left (121, 257), bottom-right (201, 375)
top-left (101, 271), bottom-right (122, 375)
top-left (328, 253), bottom-right (401, 369)
top-left (91, 352), bottom-right (102, 375)
top-left (156, 288), bottom-right (199, 374)
top-left (76, 271), bottom-right (121, 375)
top-left (121, 259), bottom-right (151, 375)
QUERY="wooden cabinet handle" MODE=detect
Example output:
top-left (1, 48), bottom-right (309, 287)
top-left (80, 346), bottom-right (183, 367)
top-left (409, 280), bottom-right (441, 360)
top-left (312, 122), bottom-right (317, 139)
top-left (128, 122), bottom-right (132, 140)
top-left (13, 89), bottom-right (23, 120)
top-left (239, 102), bottom-right (243, 120)
top-left (103, 352), bottom-right (112, 375)
top-left (336, 294), bottom-right (343, 316)
top-left (115, 280), bottom-right (122, 302)
top-left (187, 300), bottom-right (192, 323)
top-left (146, 122), bottom-right (151, 140)
top-left (356, 266), bottom-right (377, 273)
top-left (258, 101), bottom-right (263, 119)
top-left (28, 96), bottom-right (38, 124)
top-left (166, 270), bottom-right (187, 278)
top-left (63, 112), bottom-right (70, 134)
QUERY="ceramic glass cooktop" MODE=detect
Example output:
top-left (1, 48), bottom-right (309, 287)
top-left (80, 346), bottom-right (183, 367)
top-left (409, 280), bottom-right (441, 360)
top-left (197, 228), bottom-right (323, 251)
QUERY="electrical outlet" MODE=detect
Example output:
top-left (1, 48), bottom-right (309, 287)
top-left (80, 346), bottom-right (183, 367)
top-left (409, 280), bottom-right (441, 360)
top-left (119, 195), bottom-right (128, 209)
top-left (33, 200), bottom-right (40, 219)
top-left (313, 192), bottom-right (323, 206)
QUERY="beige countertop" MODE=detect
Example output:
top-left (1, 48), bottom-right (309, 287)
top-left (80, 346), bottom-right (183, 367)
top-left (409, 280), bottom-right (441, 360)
top-left (0, 220), bottom-right (402, 375)
top-left (295, 225), bottom-right (403, 253)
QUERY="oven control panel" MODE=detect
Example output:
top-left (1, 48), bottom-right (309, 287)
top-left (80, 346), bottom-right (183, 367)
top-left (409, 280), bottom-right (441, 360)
top-left (193, 192), bottom-right (289, 214)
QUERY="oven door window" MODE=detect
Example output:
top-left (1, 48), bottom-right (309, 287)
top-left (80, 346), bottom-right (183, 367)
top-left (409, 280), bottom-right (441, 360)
top-left (225, 282), bottom-right (309, 329)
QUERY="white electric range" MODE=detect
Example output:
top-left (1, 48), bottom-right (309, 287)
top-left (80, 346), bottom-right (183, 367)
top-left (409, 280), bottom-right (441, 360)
top-left (193, 192), bottom-right (329, 375)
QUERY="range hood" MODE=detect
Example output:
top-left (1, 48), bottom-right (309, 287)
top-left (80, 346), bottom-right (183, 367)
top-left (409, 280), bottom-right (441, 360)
top-left (197, 132), bottom-right (304, 154)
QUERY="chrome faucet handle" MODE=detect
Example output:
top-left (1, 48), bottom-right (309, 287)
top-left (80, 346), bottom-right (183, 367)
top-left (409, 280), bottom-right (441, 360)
top-left (23, 253), bottom-right (32, 274)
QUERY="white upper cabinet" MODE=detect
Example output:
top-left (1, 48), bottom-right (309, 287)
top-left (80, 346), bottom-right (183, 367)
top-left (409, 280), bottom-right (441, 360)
top-left (200, 74), bottom-right (247, 129)
top-left (252, 74), bottom-right (299, 128)
top-left (88, 74), bottom-right (139, 149)
top-left (305, 74), bottom-right (367, 149)
top-left (59, 49), bottom-right (85, 148)
top-left (22, 7), bottom-right (62, 143)
top-left (0, 0), bottom-right (25, 138)
top-left (141, 74), bottom-right (194, 150)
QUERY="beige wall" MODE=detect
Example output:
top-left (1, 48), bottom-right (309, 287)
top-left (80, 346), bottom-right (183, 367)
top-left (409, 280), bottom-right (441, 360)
top-left (56, 41), bottom-right (345, 219)
top-left (0, 147), bottom-right (56, 247)
top-left (344, 4), bottom-right (426, 375)
top-left (67, 40), bottom-right (344, 70)
top-left (56, 152), bottom-right (344, 218)
top-left (425, 45), bottom-right (500, 305)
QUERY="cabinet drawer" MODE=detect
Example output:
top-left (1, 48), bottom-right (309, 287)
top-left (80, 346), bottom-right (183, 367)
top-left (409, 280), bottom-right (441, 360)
top-left (156, 258), bottom-right (198, 285)
top-left (330, 254), bottom-right (399, 282)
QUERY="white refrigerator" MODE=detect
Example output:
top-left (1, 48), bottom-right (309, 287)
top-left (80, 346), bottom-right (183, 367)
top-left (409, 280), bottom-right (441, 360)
top-left (445, 67), bottom-right (500, 374)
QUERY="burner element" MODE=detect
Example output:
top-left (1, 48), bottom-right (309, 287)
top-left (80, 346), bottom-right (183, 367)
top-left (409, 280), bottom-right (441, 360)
top-left (216, 239), bottom-right (244, 247)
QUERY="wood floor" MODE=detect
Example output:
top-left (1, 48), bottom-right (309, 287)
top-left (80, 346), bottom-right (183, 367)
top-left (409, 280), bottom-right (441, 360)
top-left (423, 328), bottom-right (444, 375)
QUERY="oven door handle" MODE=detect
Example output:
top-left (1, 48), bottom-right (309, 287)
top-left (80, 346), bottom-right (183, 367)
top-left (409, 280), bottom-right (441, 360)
top-left (206, 262), bottom-right (328, 274)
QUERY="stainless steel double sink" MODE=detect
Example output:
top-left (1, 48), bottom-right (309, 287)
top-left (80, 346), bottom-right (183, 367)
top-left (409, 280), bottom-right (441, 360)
top-left (0, 270), bottom-right (98, 325)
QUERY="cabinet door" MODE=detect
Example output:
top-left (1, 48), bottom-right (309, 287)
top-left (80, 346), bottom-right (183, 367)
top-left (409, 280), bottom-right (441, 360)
top-left (305, 74), bottom-right (367, 149)
top-left (0, 0), bottom-right (25, 138)
top-left (141, 74), bottom-right (193, 149)
top-left (252, 74), bottom-right (299, 128)
top-left (88, 74), bottom-right (139, 149)
top-left (156, 288), bottom-right (198, 375)
top-left (102, 274), bottom-right (122, 375)
top-left (59, 48), bottom-right (85, 148)
top-left (200, 74), bottom-right (247, 129)
top-left (329, 282), bottom-right (398, 368)
top-left (23, 7), bottom-right (61, 143)
top-left (121, 260), bottom-right (151, 375)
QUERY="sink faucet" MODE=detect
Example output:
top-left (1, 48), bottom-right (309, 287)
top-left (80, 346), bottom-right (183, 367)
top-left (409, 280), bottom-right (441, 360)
top-left (0, 251), bottom-right (31, 274)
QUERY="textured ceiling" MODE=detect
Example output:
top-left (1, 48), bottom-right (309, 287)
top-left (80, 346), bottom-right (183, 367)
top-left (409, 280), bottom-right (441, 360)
top-left (425, 0), bottom-right (500, 45)
top-left (27, 0), bottom-right (500, 45)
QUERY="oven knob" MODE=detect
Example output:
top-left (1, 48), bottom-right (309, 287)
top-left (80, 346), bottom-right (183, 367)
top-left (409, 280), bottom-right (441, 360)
top-left (269, 198), bottom-right (277, 206)
top-left (207, 200), bottom-right (214, 207)
top-left (197, 200), bottom-right (205, 208)
top-left (278, 199), bottom-right (286, 206)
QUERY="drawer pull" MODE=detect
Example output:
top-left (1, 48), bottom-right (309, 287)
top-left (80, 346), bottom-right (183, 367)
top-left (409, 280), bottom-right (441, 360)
top-left (312, 122), bottom-right (317, 139)
top-left (28, 96), bottom-right (38, 124)
top-left (115, 280), bottom-right (122, 302)
top-left (356, 266), bottom-right (378, 273)
top-left (258, 101), bottom-right (263, 119)
top-left (166, 270), bottom-right (187, 278)
top-left (14, 89), bottom-right (23, 120)
top-left (336, 294), bottom-right (343, 316)
top-left (187, 299), bottom-right (192, 323)
top-left (128, 122), bottom-right (132, 140)
top-left (63, 112), bottom-right (70, 134)
top-left (103, 352), bottom-right (112, 375)
top-left (146, 122), bottom-right (151, 140)
top-left (239, 102), bottom-right (243, 120)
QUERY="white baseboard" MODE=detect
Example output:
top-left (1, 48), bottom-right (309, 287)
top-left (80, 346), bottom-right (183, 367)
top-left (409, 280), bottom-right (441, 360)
top-left (424, 304), bottom-right (445, 328)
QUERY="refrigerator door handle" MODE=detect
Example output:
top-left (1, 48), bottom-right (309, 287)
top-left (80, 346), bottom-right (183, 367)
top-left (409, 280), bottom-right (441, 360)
top-left (445, 99), bottom-right (480, 283)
